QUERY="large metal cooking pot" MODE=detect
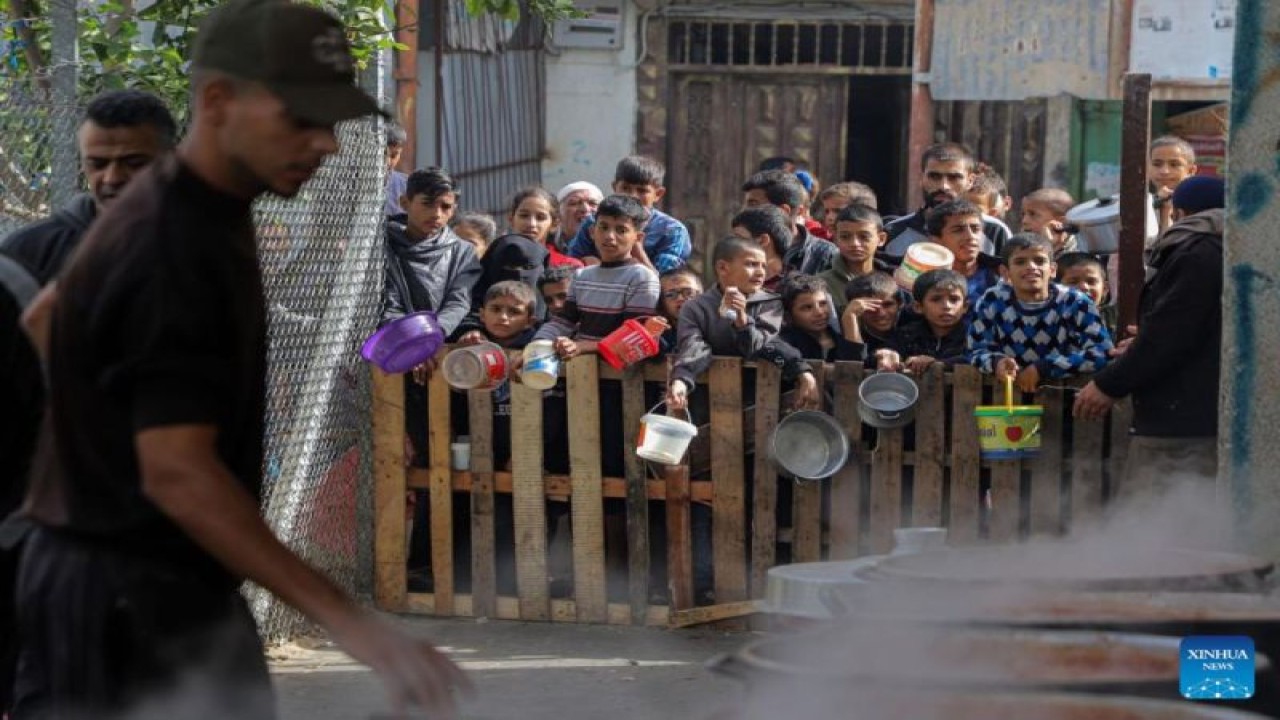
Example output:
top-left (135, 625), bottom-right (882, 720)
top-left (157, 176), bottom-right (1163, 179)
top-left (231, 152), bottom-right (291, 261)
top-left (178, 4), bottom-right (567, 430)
top-left (713, 686), bottom-right (1272, 720)
top-left (853, 543), bottom-right (1274, 593)
top-left (1065, 194), bottom-right (1121, 254)
top-left (709, 624), bottom-right (1269, 700)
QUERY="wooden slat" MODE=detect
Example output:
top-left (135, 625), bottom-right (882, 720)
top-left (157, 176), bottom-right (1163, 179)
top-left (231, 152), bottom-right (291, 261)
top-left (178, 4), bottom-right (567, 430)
top-left (828, 362), bottom-right (865, 559)
top-left (426, 370), bottom-right (455, 614)
top-left (1072, 405), bottom-right (1107, 527)
top-left (869, 426), bottom-right (904, 554)
top-left (663, 463), bottom-right (694, 610)
top-left (1029, 386), bottom-right (1065, 537)
top-left (912, 363), bottom-right (946, 528)
top-left (372, 368), bottom-right (408, 612)
top-left (567, 357), bottom-right (607, 622)
top-left (949, 366), bottom-right (983, 544)
top-left (791, 362), bottom-right (824, 563)
top-left (510, 381), bottom-right (549, 621)
top-left (467, 390), bottom-right (497, 619)
top-left (709, 358), bottom-right (747, 603)
top-left (405, 593), bottom-right (672, 626)
top-left (668, 601), bottom-right (758, 628)
top-left (988, 454), bottom-right (1021, 543)
top-left (1107, 398), bottom-right (1134, 506)
top-left (408, 468), bottom-right (718, 503)
top-left (750, 362), bottom-right (781, 596)
top-left (621, 365), bottom-right (649, 625)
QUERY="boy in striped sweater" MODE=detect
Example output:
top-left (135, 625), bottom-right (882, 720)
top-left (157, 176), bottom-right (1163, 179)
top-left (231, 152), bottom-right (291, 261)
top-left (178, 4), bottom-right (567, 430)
top-left (532, 194), bottom-right (661, 355)
top-left (967, 233), bottom-right (1114, 393)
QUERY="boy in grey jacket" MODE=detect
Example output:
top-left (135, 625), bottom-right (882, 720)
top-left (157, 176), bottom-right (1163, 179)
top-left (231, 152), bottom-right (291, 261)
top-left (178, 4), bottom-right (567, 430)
top-left (665, 236), bottom-right (817, 411)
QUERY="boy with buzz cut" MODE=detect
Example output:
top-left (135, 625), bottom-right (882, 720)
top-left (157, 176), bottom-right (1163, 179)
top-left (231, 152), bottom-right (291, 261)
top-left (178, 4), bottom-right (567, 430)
top-left (967, 233), bottom-right (1114, 393)
top-left (534, 194), bottom-right (660, 354)
top-left (820, 203), bottom-right (894, 314)
top-left (777, 274), bottom-right (864, 362)
top-left (567, 155), bottom-right (691, 273)
top-left (665, 235), bottom-right (817, 412)
top-left (926, 198), bottom-right (1003, 306)
top-left (536, 264), bottom-right (575, 317)
top-left (1020, 187), bottom-right (1078, 257)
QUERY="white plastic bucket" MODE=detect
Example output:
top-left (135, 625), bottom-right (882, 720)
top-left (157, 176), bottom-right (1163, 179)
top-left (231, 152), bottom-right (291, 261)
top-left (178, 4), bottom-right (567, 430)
top-left (520, 340), bottom-right (560, 390)
top-left (636, 406), bottom-right (698, 464)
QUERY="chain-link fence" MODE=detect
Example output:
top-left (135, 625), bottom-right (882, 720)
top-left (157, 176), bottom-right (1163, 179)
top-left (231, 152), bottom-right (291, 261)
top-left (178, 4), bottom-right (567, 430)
top-left (0, 68), bottom-right (389, 642)
top-left (250, 117), bottom-right (386, 642)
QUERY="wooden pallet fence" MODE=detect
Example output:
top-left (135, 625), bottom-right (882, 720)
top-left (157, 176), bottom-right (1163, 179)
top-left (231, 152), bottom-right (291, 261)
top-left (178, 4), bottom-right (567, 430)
top-left (372, 356), bottom-right (1133, 625)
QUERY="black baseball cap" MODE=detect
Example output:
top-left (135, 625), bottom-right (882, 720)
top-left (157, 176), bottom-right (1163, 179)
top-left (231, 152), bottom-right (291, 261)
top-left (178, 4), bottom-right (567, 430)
top-left (192, 0), bottom-right (387, 126)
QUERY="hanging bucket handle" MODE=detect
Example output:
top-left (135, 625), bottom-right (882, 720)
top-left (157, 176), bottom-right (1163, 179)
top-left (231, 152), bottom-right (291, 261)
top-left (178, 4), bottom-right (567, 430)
top-left (1003, 376), bottom-right (1015, 411)
top-left (646, 400), bottom-right (693, 424)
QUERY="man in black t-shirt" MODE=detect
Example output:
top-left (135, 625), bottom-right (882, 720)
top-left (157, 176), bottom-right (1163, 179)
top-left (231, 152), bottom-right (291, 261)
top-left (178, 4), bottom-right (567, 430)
top-left (14, 2), bottom-right (470, 718)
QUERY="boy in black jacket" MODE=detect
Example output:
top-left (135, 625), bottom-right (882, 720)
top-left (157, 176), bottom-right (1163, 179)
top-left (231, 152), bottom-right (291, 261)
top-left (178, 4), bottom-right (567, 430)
top-left (883, 269), bottom-right (969, 373)
top-left (778, 274), bottom-right (864, 362)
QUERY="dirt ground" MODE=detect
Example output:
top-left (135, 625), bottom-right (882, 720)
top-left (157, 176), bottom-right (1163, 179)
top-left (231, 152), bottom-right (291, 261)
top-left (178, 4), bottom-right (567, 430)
top-left (270, 614), bottom-right (750, 720)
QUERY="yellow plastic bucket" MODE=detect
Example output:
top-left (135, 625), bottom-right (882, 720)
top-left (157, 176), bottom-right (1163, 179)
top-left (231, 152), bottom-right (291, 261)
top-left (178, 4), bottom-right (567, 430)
top-left (974, 378), bottom-right (1043, 460)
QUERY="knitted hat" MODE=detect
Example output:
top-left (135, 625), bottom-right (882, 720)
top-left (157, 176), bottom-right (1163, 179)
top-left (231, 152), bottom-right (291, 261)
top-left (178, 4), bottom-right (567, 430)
top-left (556, 181), bottom-right (604, 204)
top-left (1171, 176), bottom-right (1225, 215)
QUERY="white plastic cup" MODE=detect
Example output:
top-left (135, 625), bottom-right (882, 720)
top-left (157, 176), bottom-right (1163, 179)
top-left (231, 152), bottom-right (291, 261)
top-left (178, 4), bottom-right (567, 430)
top-left (450, 442), bottom-right (471, 471)
top-left (520, 340), bottom-right (560, 391)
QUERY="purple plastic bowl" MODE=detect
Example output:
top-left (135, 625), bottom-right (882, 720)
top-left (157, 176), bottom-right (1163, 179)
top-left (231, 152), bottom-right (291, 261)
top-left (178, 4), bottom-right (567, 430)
top-left (361, 311), bottom-right (444, 374)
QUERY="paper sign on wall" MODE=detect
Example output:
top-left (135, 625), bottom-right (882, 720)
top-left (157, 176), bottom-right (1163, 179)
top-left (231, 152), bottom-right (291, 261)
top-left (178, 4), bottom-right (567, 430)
top-left (1131, 0), bottom-right (1235, 80)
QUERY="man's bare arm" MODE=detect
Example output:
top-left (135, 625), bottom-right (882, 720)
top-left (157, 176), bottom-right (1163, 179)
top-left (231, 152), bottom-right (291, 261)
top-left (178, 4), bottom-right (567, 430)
top-left (136, 424), bottom-right (472, 717)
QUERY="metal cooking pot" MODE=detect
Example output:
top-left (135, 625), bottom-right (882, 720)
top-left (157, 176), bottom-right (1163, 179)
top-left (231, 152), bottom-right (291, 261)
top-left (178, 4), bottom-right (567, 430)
top-left (708, 624), bottom-right (1277, 716)
top-left (857, 372), bottom-right (918, 429)
top-left (770, 410), bottom-right (849, 481)
top-left (1065, 194), bottom-right (1121, 254)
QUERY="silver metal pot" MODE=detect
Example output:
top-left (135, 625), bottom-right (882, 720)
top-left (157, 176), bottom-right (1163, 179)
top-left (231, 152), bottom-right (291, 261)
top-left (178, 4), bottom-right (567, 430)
top-left (770, 410), bottom-right (849, 480)
top-left (1065, 194), bottom-right (1121, 254)
top-left (857, 372), bottom-right (918, 429)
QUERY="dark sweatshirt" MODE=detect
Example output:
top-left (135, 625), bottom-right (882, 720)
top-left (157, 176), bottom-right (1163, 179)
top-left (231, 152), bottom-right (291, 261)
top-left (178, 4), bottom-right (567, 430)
top-left (381, 219), bottom-right (482, 336)
top-left (1093, 209), bottom-right (1223, 437)
top-left (672, 286), bottom-right (809, 392)
top-left (895, 319), bottom-right (967, 365)
top-left (0, 193), bottom-right (96, 284)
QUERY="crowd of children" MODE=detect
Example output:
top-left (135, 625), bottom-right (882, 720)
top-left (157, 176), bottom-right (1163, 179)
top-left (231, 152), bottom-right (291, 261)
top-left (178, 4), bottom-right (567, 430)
top-left (382, 134), bottom-right (1208, 599)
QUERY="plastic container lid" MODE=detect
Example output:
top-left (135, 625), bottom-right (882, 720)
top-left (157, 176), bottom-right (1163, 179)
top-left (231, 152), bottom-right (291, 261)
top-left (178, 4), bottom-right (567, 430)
top-left (1066, 194), bottom-right (1121, 226)
top-left (904, 242), bottom-right (955, 269)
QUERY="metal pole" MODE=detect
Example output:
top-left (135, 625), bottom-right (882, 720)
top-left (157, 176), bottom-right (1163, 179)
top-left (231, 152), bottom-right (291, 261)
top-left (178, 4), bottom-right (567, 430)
top-left (48, 0), bottom-right (79, 210)
top-left (1222, 0), bottom-right (1280, 557)
top-left (905, 0), bottom-right (936, 208)
top-left (1117, 73), bottom-right (1151, 334)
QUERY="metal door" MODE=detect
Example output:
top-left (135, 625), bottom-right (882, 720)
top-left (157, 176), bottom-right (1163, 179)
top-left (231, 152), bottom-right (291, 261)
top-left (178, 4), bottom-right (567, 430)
top-left (667, 73), bottom-right (848, 275)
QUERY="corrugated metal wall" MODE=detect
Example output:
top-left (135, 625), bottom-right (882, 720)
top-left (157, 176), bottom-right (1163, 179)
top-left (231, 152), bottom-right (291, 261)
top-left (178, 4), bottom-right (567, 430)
top-left (429, 0), bottom-right (546, 216)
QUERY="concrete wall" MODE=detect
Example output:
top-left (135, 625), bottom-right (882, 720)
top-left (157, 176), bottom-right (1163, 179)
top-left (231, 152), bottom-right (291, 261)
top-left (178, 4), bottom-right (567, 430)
top-left (541, 1), bottom-right (639, 193)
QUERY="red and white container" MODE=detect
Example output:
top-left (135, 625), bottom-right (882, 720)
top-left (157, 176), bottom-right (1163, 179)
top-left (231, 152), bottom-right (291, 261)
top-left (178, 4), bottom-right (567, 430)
top-left (894, 242), bottom-right (955, 293)
top-left (597, 316), bottom-right (667, 370)
top-left (442, 342), bottom-right (508, 390)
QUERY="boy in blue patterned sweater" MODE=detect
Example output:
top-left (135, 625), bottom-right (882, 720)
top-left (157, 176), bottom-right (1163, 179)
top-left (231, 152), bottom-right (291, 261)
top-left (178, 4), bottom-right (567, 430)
top-left (967, 233), bottom-right (1113, 392)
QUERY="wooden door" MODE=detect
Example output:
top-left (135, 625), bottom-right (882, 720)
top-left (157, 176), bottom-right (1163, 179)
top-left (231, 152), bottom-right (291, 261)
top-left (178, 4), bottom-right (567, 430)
top-left (667, 73), bottom-right (849, 276)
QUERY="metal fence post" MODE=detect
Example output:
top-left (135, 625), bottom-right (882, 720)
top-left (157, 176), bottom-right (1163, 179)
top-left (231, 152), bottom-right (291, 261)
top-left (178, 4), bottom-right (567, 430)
top-left (49, 0), bottom-right (80, 209)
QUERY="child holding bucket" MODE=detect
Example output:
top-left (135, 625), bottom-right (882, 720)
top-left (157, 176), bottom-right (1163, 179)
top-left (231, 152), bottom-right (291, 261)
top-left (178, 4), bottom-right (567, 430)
top-left (450, 280), bottom-right (541, 595)
top-left (778, 274), bottom-right (865, 362)
top-left (665, 236), bottom-right (818, 413)
top-left (966, 233), bottom-right (1114, 393)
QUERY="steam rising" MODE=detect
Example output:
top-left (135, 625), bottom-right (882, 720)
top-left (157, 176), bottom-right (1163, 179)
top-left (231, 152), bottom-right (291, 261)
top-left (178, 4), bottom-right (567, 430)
top-left (721, 474), bottom-right (1273, 719)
